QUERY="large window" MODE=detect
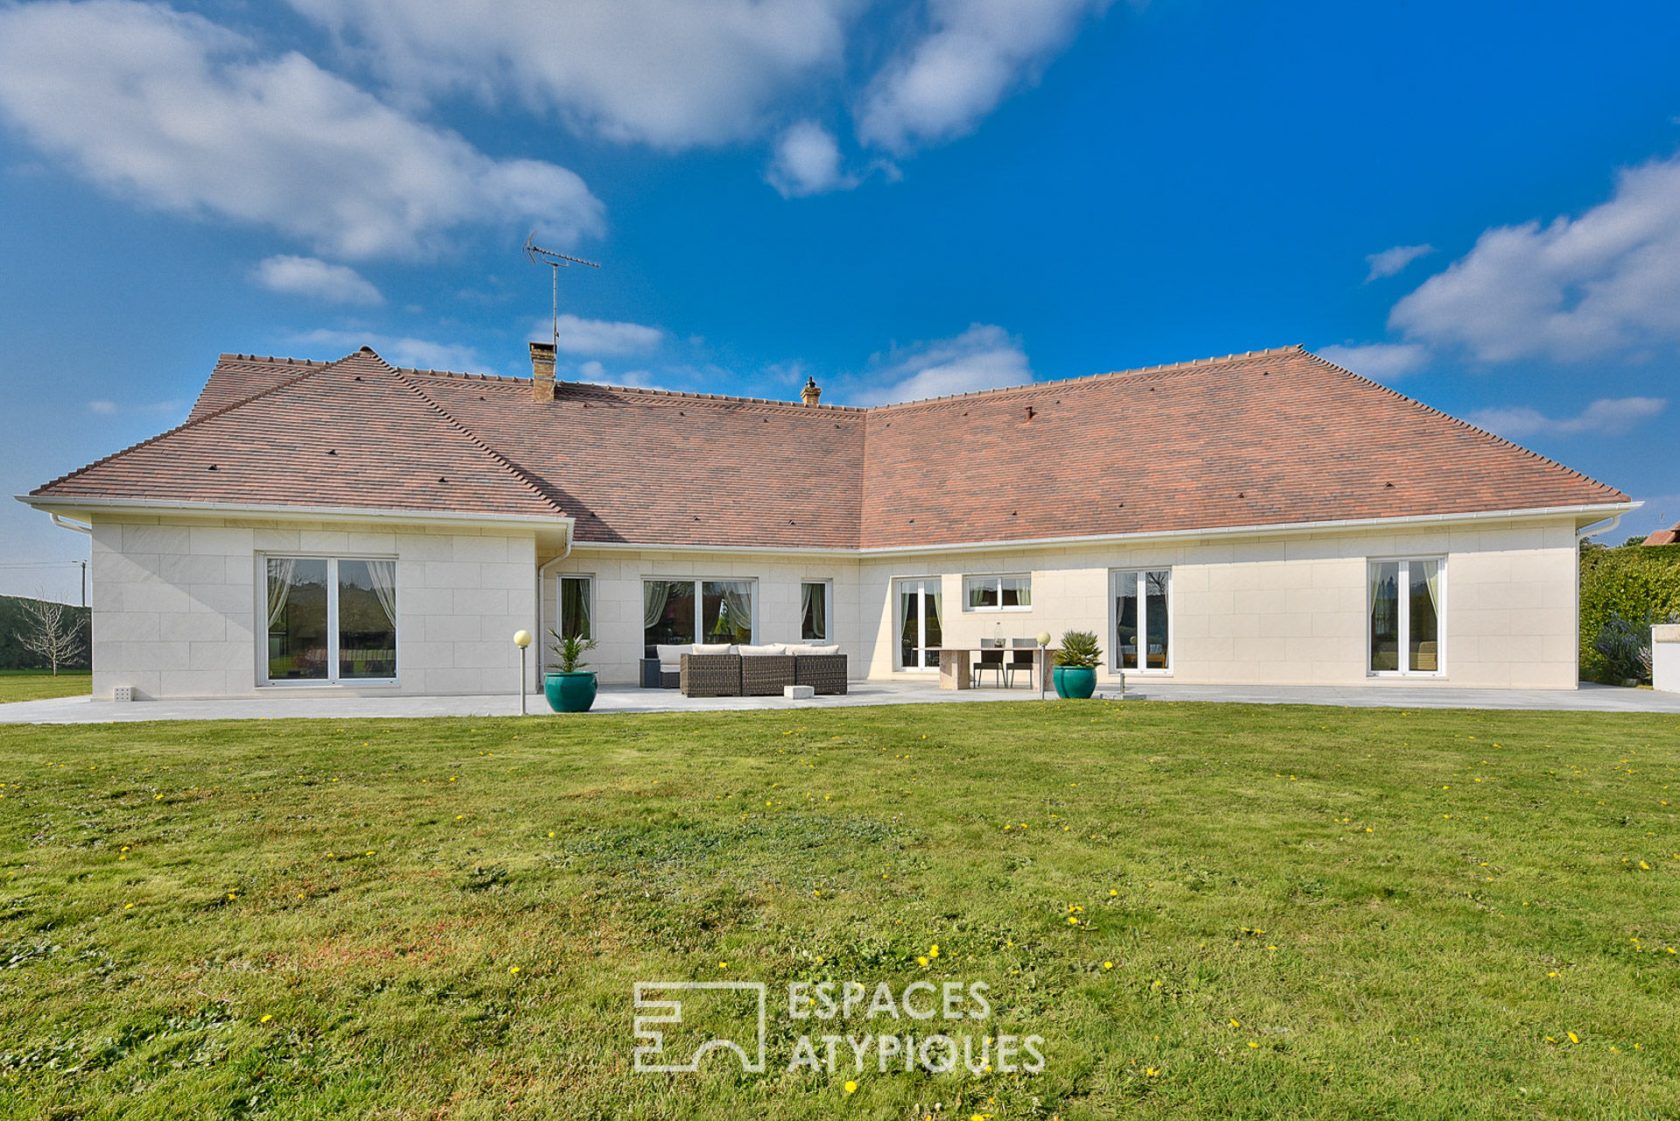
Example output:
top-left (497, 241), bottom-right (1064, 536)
top-left (643, 578), bottom-right (756, 655)
top-left (1112, 569), bottom-right (1171, 672)
top-left (265, 556), bottom-right (396, 684)
top-left (557, 575), bottom-right (592, 641)
top-left (1369, 558), bottom-right (1443, 675)
top-left (964, 573), bottom-right (1032, 611)
top-left (801, 580), bottom-right (832, 641)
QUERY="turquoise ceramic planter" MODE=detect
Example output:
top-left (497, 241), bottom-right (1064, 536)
top-left (1052, 665), bottom-right (1097, 699)
top-left (544, 671), bottom-right (598, 713)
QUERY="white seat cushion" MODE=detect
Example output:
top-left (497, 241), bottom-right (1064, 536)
top-left (794, 644), bottom-right (841, 656)
top-left (737, 643), bottom-right (788, 657)
top-left (655, 643), bottom-right (692, 670)
top-left (693, 643), bottom-right (733, 655)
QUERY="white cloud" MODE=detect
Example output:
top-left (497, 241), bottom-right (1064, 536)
top-left (1390, 152), bottom-right (1680, 363)
top-left (856, 0), bottom-right (1111, 153)
top-left (287, 0), bottom-right (854, 149)
top-left (852, 323), bottom-right (1032, 405)
top-left (532, 315), bottom-right (664, 357)
top-left (0, 0), bottom-right (603, 259)
top-left (1315, 342), bottom-right (1430, 381)
top-left (1365, 243), bottom-right (1434, 281)
top-left (1468, 396), bottom-right (1667, 440)
top-left (293, 329), bottom-right (485, 373)
top-left (85, 397), bottom-right (182, 417)
top-left (252, 255), bottom-right (383, 305)
top-left (767, 120), bottom-right (855, 197)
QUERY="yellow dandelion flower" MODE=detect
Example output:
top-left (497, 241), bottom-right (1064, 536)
top-left (929, 943), bottom-right (940, 958)
top-left (1145, 1067), bottom-right (1159, 1077)
top-left (844, 1080), bottom-right (858, 1094)
top-left (260, 1014), bottom-right (273, 1024)
top-left (1229, 1019), bottom-right (1241, 1028)
top-left (917, 955), bottom-right (930, 967)
top-left (1102, 961), bottom-right (1114, 970)
top-left (1567, 1031), bottom-right (1580, 1044)
top-left (509, 966), bottom-right (521, 975)
top-left (718, 962), bottom-right (728, 970)
top-left (1247, 1040), bottom-right (1259, 1049)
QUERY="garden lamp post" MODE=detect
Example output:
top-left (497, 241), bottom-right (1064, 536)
top-left (513, 630), bottom-right (533, 716)
top-left (1036, 631), bottom-right (1052, 700)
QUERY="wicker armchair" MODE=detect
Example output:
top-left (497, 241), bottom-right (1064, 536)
top-left (793, 653), bottom-right (848, 695)
top-left (741, 655), bottom-right (797, 696)
top-left (680, 653), bottom-right (742, 697)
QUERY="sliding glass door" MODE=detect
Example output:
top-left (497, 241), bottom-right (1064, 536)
top-left (265, 556), bottom-right (397, 684)
top-left (1112, 568), bottom-right (1171, 672)
top-left (897, 577), bottom-right (942, 671)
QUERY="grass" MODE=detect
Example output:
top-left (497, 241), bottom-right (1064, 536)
top-left (0, 702), bottom-right (1677, 1119)
top-left (0, 669), bottom-right (90, 704)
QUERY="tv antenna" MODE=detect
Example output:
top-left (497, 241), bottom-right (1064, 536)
top-left (524, 232), bottom-right (600, 354)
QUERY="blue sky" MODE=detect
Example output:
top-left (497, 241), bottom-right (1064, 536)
top-left (3, 0), bottom-right (1680, 600)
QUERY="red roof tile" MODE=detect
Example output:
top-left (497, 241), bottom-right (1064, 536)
top-left (31, 345), bottom-right (1628, 547)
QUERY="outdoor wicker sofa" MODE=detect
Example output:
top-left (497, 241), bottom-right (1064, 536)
top-left (665, 643), bottom-right (847, 697)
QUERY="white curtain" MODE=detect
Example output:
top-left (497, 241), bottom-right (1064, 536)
top-left (1368, 565), bottom-right (1385, 626)
top-left (366, 560), bottom-right (397, 628)
top-left (1422, 559), bottom-right (1440, 616)
top-left (718, 582), bottom-right (754, 641)
top-left (801, 582), bottom-right (826, 640)
top-left (643, 580), bottom-right (671, 629)
top-left (266, 558), bottom-right (296, 630)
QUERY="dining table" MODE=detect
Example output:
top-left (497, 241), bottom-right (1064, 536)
top-left (932, 645), bottom-right (1058, 691)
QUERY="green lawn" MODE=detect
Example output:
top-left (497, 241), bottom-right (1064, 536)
top-left (1, 703), bottom-right (1677, 1120)
top-left (0, 668), bottom-right (91, 704)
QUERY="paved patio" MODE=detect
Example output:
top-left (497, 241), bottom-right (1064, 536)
top-left (2, 679), bottom-right (1678, 724)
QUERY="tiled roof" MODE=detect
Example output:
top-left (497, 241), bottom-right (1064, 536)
top-left (1645, 525), bottom-right (1679, 546)
top-left (33, 349), bottom-right (562, 520)
top-left (30, 344), bottom-right (1629, 547)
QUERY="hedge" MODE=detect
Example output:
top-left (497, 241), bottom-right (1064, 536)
top-left (1578, 542), bottom-right (1680, 682)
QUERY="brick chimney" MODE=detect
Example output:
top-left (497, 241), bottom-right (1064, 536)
top-left (800, 375), bottom-right (822, 407)
top-left (530, 341), bottom-right (556, 402)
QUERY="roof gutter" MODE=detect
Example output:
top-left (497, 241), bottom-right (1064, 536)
top-left (569, 500), bottom-right (1638, 558)
top-left (17, 494), bottom-right (574, 536)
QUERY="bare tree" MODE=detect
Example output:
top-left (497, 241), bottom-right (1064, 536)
top-left (19, 598), bottom-right (85, 676)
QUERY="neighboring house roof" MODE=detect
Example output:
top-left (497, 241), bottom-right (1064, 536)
top-left (1645, 525), bottom-right (1680, 546)
top-left (29, 344), bottom-right (1629, 549)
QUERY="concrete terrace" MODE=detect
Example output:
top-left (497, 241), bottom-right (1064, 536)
top-left (2, 681), bottom-right (1679, 724)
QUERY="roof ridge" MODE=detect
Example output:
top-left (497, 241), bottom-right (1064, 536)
top-left (30, 355), bottom-right (349, 496)
top-left (381, 358), bottom-right (569, 516)
top-left (1297, 349), bottom-right (1629, 500)
top-left (865, 345), bottom-right (1306, 413)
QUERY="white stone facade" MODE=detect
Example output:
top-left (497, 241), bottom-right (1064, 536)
top-left (87, 510), bottom-right (1583, 698)
top-left (89, 514), bottom-right (535, 699)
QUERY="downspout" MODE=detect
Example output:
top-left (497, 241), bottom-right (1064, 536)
top-left (1576, 512), bottom-right (1624, 542)
top-left (534, 526), bottom-right (574, 688)
top-left (51, 513), bottom-right (93, 535)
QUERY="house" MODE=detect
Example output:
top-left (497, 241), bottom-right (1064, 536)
top-left (1643, 523), bottom-right (1679, 546)
top-left (21, 344), bottom-right (1632, 699)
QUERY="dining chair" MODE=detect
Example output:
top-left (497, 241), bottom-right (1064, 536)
top-left (973, 637), bottom-right (1006, 687)
top-left (1005, 637), bottom-right (1037, 688)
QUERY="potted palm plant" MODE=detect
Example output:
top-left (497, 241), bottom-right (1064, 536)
top-left (544, 632), bottom-right (598, 713)
top-left (1052, 630), bottom-right (1102, 699)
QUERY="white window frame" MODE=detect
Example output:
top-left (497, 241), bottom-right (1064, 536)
top-left (259, 553), bottom-right (398, 687)
top-left (1109, 567), bottom-right (1174, 675)
top-left (642, 577), bottom-right (760, 647)
top-left (800, 578), bottom-right (834, 642)
top-left (1367, 556), bottom-right (1447, 678)
top-left (895, 575), bottom-right (943, 672)
top-left (962, 573), bottom-right (1033, 613)
top-left (556, 573), bottom-right (595, 641)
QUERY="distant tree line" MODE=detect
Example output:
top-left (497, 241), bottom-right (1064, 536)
top-left (0, 595), bottom-right (91, 671)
